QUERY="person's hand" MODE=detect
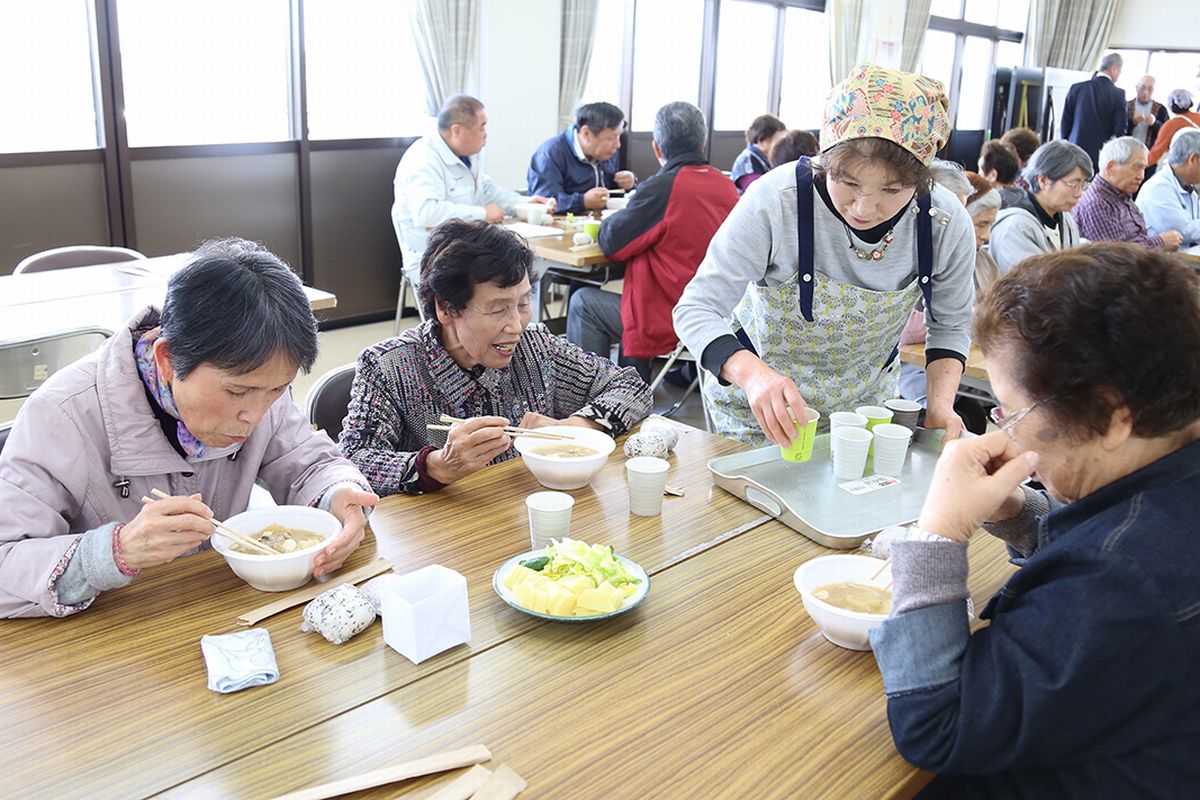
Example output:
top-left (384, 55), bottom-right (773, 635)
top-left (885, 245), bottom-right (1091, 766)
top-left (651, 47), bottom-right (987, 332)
top-left (120, 493), bottom-right (214, 570)
top-left (483, 203), bottom-right (505, 224)
top-left (724, 351), bottom-right (807, 446)
top-left (583, 186), bottom-right (610, 210)
top-left (1161, 230), bottom-right (1184, 250)
top-left (917, 431), bottom-right (1039, 541)
top-left (531, 195), bottom-right (557, 213)
top-left (614, 171), bottom-right (636, 190)
top-left (314, 487), bottom-right (379, 578)
top-left (426, 416), bottom-right (513, 484)
top-left (925, 403), bottom-right (965, 442)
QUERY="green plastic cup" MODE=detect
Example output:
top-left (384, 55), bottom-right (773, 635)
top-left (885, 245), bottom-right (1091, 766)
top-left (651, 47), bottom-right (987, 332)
top-left (780, 408), bottom-right (821, 462)
top-left (583, 220), bottom-right (602, 241)
top-left (855, 405), bottom-right (894, 456)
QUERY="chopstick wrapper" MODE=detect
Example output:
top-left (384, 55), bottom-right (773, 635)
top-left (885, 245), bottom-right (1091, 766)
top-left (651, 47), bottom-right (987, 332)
top-left (381, 565), bottom-right (471, 664)
top-left (200, 628), bottom-right (279, 693)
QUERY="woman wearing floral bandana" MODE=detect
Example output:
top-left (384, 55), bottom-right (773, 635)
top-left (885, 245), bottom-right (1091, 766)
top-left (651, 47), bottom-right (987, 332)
top-left (0, 239), bottom-right (376, 618)
top-left (674, 64), bottom-right (976, 447)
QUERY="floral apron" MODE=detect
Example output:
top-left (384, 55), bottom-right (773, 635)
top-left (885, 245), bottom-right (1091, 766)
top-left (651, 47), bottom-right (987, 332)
top-left (703, 158), bottom-right (936, 444)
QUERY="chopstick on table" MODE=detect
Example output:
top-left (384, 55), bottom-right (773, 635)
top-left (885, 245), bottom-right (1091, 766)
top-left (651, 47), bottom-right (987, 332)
top-left (147, 488), bottom-right (278, 555)
top-left (436, 414), bottom-right (576, 441)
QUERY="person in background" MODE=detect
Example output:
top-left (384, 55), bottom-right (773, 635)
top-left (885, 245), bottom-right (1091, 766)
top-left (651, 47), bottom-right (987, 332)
top-left (768, 130), bottom-right (820, 168)
top-left (392, 94), bottom-right (553, 285)
top-left (930, 159), bottom-right (972, 204)
top-left (977, 139), bottom-right (1024, 207)
top-left (0, 239), bottom-right (377, 618)
top-left (964, 172), bottom-right (1002, 291)
top-left (341, 220), bottom-right (650, 497)
top-left (1000, 127), bottom-right (1040, 191)
top-left (1061, 52), bottom-right (1127, 172)
top-left (566, 102), bottom-right (738, 379)
top-left (1147, 89), bottom-right (1200, 167)
top-left (1138, 128), bottom-right (1200, 248)
top-left (989, 140), bottom-right (1091, 274)
top-left (731, 114), bottom-right (787, 193)
top-left (1073, 135), bottom-right (1181, 250)
top-left (1127, 75), bottom-right (1169, 164)
top-left (871, 243), bottom-right (1200, 796)
top-left (527, 101), bottom-right (637, 215)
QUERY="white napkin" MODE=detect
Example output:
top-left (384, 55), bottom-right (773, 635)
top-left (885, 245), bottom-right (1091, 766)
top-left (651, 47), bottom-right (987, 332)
top-left (199, 628), bottom-right (280, 693)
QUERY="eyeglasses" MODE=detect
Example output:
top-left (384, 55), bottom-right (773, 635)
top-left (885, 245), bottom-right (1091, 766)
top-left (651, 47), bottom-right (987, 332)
top-left (989, 401), bottom-right (1040, 439)
top-left (1057, 177), bottom-right (1091, 192)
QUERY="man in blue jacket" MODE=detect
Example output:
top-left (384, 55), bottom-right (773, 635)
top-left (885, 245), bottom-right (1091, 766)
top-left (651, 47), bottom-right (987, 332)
top-left (528, 102), bottom-right (637, 214)
top-left (1061, 53), bottom-right (1127, 172)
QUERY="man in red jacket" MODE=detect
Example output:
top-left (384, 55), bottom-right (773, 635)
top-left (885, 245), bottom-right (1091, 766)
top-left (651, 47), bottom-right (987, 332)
top-left (566, 101), bottom-right (739, 380)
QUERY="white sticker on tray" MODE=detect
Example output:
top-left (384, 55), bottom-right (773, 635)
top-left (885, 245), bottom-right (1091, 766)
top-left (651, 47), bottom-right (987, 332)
top-left (839, 475), bottom-right (900, 494)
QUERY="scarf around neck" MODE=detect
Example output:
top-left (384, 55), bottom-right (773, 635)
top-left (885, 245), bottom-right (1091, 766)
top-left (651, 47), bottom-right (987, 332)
top-left (134, 326), bottom-right (209, 459)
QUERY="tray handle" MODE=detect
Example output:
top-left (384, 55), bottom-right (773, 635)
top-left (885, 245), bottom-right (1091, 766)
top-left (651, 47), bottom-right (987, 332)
top-left (743, 485), bottom-right (784, 517)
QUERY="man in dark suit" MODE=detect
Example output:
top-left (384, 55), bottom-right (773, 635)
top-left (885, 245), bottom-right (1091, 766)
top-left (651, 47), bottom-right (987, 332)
top-left (1061, 53), bottom-right (1127, 171)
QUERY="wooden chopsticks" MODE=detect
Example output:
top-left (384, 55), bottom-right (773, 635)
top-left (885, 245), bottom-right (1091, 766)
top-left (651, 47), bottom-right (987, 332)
top-left (433, 414), bottom-right (575, 442)
top-left (145, 488), bottom-right (278, 555)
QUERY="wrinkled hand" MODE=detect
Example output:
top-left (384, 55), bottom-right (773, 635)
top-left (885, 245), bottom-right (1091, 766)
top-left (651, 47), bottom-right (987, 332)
top-left (917, 431), bottom-right (1039, 541)
top-left (121, 493), bottom-right (214, 570)
top-left (1161, 230), bottom-right (1183, 251)
top-left (583, 186), bottom-right (610, 210)
top-left (727, 353), bottom-right (807, 447)
top-left (426, 416), bottom-right (513, 484)
top-left (531, 195), bottom-right (557, 213)
top-left (483, 203), bottom-right (505, 223)
top-left (314, 487), bottom-right (379, 577)
top-left (614, 171), bottom-right (636, 190)
top-left (924, 403), bottom-right (965, 442)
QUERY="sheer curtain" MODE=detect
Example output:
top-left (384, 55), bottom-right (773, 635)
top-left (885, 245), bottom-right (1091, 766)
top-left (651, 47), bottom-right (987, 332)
top-left (1030, 0), bottom-right (1120, 71)
top-left (406, 0), bottom-right (479, 115)
top-left (900, 0), bottom-right (932, 74)
top-left (558, 0), bottom-right (599, 128)
top-left (827, 0), bottom-right (864, 85)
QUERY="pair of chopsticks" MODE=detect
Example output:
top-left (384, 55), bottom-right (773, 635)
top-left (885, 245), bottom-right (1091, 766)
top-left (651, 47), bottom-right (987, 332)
top-left (431, 414), bottom-right (575, 442)
top-left (142, 488), bottom-right (277, 555)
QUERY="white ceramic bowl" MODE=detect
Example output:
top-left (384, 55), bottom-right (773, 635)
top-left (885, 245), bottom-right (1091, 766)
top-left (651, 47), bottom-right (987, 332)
top-left (212, 505), bottom-right (340, 592)
top-left (793, 554), bottom-right (891, 650)
top-left (513, 426), bottom-right (616, 490)
top-left (514, 202), bottom-right (549, 222)
top-left (605, 196), bottom-right (629, 210)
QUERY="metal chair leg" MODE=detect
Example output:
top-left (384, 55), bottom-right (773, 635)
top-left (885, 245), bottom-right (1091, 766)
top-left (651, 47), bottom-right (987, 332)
top-left (661, 374), bottom-right (701, 418)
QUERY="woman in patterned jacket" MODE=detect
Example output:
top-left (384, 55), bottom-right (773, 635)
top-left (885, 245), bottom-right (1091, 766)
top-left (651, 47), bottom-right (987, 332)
top-left (340, 219), bottom-right (652, 496)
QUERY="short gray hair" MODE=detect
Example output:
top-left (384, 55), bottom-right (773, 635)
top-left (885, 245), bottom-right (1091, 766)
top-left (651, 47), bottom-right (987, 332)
top-left (930, 159), bottom-right (972, 200)
top-left (966, 187), bottom-right (1002, 217)
top-left (1099, 136), bottom-right (1148, 171)
top-left (1023, 140), bottom-right (1094, 193)
top-left (653, 101), bottom-right (707, 160)
top-left (1168, 128), bottom-right (1200, 167)
top-left (1099, 52), bottom-right (1123, 72)
top-left (437, 94), bottom-right (483, 131)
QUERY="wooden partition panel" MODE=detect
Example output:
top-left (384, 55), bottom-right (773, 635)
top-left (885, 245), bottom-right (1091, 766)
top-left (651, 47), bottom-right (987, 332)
top-left (0, 162), bottom-right (110, 274)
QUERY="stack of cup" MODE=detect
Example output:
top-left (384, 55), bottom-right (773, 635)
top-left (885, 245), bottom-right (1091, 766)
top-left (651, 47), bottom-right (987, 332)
top-left (871, 423), bottom-right (914, 476)
top-left (855, 405), bottom-right (894, 455)
top-left (780, 408), bottom-right (821, 463)
top-left (828, 411), bottom-right (868, 459)
top-left (832, 427), bottom-right (873, 480)
top-left (884, 398), bottom-right (922, 432)
top-left (526, 491), bottom-right (575, 550)
top-left (626, 456), bottom-right (670, 516)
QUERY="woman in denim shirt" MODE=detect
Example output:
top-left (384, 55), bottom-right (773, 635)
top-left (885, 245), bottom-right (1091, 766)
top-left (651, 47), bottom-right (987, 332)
top-left (870, 242), bottom-right (1200, 798)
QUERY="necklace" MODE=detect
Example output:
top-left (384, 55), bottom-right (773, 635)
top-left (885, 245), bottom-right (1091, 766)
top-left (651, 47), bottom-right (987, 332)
top-left (844, 225), bottom-right (895, 261)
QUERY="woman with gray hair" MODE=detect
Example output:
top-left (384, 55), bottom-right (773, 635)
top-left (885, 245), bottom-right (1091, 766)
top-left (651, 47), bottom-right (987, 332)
top-left (989, 139), bottom-right (1092, 273)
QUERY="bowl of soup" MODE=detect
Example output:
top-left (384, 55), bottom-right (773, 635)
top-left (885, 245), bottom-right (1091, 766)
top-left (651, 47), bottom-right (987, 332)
top-left (793, 554), bottom-right (893, 650)
top-left (512, 425), bottom-right (616, 490)
top-left (212, 505), bottom-right (340, 592)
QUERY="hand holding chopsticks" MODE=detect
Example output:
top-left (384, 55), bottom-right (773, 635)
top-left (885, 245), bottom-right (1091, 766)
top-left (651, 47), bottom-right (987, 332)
top-left (116, 490), bottom-right (234, 570)
top-left (145, 488), bottom-right (278, 555)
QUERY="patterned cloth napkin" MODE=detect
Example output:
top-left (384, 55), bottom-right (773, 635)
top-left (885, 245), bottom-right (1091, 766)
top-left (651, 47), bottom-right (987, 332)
top-left (199, 628), bottom-right (280, 693)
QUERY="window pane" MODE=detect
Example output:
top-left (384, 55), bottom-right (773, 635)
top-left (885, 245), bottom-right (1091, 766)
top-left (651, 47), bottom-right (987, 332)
top-left (580, 0), bottom-right (625, 109)
top-left (778, 8), bottom-right (829, 130)
top-left (631, 0), bottom-right (703, 130)
top-left (1147, 51), bottom-right (1200, 105)
top-left (929, 0), bottom-right (962, 20)
top-left (1112, 49), bottom-right (1151, 99)
top-left (0, 0), bottom-right (98, 153)
top-left (918, 30), bottom-right (956, 95)
top-left (304, 0), bottom-right (426, 140)
top-left (962, 0), bottom-right (997, 27)
top-left (957, 36), bottom-right (993, 129)
top-left (117, 0), bottom-right (292, 146)
top-left (995, 0), bottom-right (1029, 32)
top-left (996, 38), bottom-right (1024, 70)
top-left (712, 0), bottom-right (775, 130)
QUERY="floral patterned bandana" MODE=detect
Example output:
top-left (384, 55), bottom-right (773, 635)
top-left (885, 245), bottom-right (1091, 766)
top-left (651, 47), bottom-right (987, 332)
top-left (134, 326), bottom-right (207, 459)
top-left (821, 63), bottom-right (951, 167)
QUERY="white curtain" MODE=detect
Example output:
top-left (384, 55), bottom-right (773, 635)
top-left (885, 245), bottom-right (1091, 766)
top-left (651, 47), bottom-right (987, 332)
top-left (558, 0), bottom-right (599, 129)
top-left (1031, 0), bottom-right (1121, 72)
top-left (828, 0), bottom-right (864, 86)
top-left (900, 0), bottom-right (932, 74)
top-left (406, 0), bottom-right (480, 116)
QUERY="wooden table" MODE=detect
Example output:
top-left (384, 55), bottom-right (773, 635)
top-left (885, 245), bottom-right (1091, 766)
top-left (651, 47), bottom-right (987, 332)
top-left (0, 425), bottom-right (1016, 799)
top-left (0, 254), bottom-right (337, 347)
top-left (899, 342), bottom-right (992, 394)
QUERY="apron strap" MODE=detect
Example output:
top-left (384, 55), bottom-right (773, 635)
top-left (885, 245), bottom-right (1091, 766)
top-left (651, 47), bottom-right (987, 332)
top-left (916, 192), bottom-right (935, 323)
top-left (794, 157), bottom-right (816, 323)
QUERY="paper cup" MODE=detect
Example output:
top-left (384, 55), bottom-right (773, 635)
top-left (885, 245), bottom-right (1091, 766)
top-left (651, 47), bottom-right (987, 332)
top-left (871, 423), bottom-right (913, 477)
top-left (583, 220), bottom-right (602, 240)
top-left (855, 405), bottom-right (894, 456)
top-left (884, 398), bottom-right (922, 432)
top-left (832, 427), bottom-right (872, 480)
top-left (526, 491), bottom-right (575, 550)
top-left (626, 456), bottom-right (670, 516)
top-left (828, 411), bottom-right (868, 460)
top-left (526, 207), bottom-right (546, 226)
top-left (780, 408), bottom-right (821, 463)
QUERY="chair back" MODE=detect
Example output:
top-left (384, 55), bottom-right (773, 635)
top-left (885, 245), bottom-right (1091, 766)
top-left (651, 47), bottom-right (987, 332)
top-left (304, 363), bottom-right (357, 443)
top-left (0, 328), bottom-right (111, 400)
top-left (0, 421), bottom-right (11, 457)
top-left (15, 246), bottom-right (147, 275)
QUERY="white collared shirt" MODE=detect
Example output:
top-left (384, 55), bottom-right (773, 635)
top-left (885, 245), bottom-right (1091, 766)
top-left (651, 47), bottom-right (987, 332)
top-left (1137, 164), bottom-right (1200, 245)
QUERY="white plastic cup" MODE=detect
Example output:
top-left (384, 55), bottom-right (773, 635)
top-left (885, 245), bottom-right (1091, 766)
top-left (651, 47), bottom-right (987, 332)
top-left (832, 427), bottom-right (872, 480)
top-left (828, 411), bottom-right (869, 460)
top-left (872, 423), bottom-right (914, 477)
top-left (526, 491), bottom-right (575, 550)
top-left (883, 398), bottom-right (922, 432)
top-left (526, 206), bottom-right (546, 225)
top-left (626, 456), bottom-right (670, 516)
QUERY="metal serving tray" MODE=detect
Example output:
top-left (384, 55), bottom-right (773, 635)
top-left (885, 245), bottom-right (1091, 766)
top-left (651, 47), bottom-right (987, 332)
top-left (707, 428), bottom-right (948, 549)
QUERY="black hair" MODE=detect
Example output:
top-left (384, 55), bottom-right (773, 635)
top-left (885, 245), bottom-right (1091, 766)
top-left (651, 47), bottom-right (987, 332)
top-left (418, 219), bottom-right (536, 321)
top-left (160, 238), bottom-right (318, 378)
top-left (575, 101), bottom-right (625, 133)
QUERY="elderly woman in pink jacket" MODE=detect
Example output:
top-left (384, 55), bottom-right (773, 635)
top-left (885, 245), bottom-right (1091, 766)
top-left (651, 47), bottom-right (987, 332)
top-left (0, 239), bottom-right (377, 618)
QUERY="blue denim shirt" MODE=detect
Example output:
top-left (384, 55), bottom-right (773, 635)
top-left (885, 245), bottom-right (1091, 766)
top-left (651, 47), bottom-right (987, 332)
top-left (870, 439), bottom-right (1200, 798)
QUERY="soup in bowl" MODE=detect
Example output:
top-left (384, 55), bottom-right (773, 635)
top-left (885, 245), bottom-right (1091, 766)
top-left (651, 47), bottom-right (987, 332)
top-left (513, 426), bottom-right (616, 490)
top-left (213, 505), bottom-right (340, 592)
top-left (793, 554), bottom-right (892, 650)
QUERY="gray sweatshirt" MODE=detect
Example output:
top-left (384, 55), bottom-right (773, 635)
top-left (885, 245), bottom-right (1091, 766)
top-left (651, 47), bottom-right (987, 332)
top-left (989, 192), bottom-right (1082, 275)
top-left (672, 164), bottom-right (976, 369)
